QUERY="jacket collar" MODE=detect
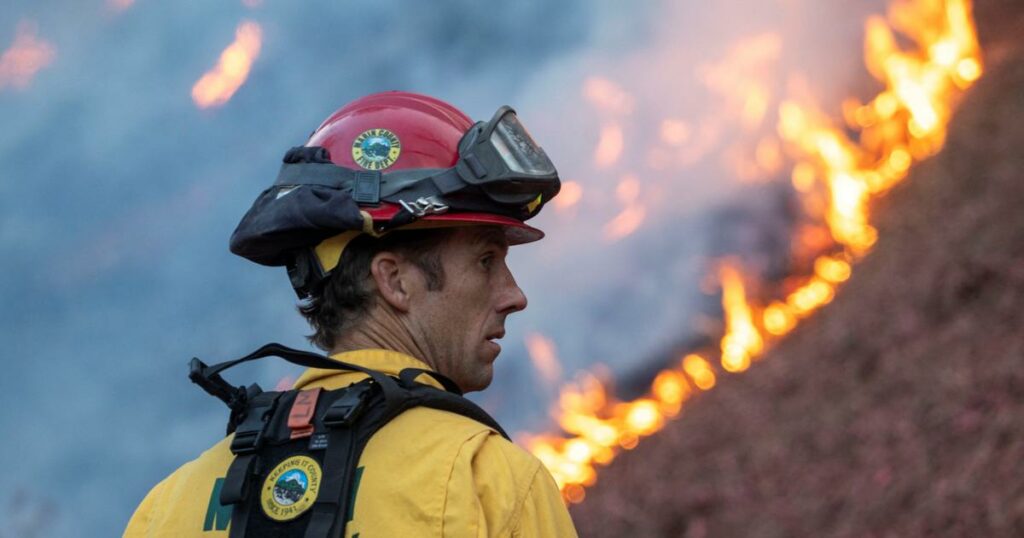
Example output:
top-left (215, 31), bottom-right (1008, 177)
top-left (292, 348), bottom-right (444, 391)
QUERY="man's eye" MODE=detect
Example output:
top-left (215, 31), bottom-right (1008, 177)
top-left (480, 255), bottom-right (494, 269)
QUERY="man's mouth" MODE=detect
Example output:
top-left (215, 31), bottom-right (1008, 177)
top-left (485, 330), bottom-right (506, 354)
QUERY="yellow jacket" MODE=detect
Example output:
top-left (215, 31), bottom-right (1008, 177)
top-left (124, 349), bottom-right (577, 537)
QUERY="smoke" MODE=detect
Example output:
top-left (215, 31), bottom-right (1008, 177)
top-left (0, 0), bottom-right (896, 535)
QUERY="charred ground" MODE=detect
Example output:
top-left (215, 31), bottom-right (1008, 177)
top-left (571, 2), bottom-right (1024, 536)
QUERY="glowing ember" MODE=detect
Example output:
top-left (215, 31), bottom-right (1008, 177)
top-left (525, 332), bottom-right (564, 385)
top-left (191, 21), bottom-right (263, 109)
top-left (526, 0), bottom-right (982, 503)
top-left (0, 21), bottom-right (56, 91)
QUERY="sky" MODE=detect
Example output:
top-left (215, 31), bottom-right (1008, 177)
top-left (0, 0), bottom-right (886, 535)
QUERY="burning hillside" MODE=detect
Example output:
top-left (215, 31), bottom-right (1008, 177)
top-left (526, 0), bottom-right (985, 503)
top-left (568, 0), bottom-right (1024, 534)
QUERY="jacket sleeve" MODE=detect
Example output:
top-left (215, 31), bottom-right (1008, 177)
top-left (443, 430), bottom-right (578, 538)
top-left (123, 476), bottom-right (167, 538)
top-left (512, 464), bottom-right (578, 538)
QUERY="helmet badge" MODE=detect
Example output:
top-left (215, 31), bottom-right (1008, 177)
top-left (352, 128), bottom-right (401, 170)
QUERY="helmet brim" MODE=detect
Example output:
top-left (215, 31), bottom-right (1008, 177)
top-left (364, 205), bottom-right (544, 245)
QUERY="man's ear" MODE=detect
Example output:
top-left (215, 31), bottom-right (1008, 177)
top-left (370, 251), bottom-right (413, 312)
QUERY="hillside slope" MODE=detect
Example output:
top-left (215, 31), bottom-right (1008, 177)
top-left (571, 4), bottom-right (1024, 537)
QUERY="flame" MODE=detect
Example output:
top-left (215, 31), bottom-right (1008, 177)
top-left (191, 21), bottom-right (263, 109)
top-left (0, 21), bottom-right (56, 91)
top-left (528, 0), bottom-right (982, 502)
top-left (718, 263), bottom-right (763, 373)
top-left (526, 353), bottom-right (716, 501)
top-left (525, 332), bottom-right (564, 385)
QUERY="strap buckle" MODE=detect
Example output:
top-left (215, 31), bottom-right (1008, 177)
top-left (229, 396), bottom-right (278, 454)
top-left (323, 383), bottom-right (374, 428)
top-left (399, 196), bottom-right (449, 217)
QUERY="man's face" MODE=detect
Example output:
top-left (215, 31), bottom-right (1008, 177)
top-left (407, 226), bottom-right (528, 392)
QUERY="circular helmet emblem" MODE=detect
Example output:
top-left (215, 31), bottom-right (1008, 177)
top-left (352, 128), bottom-right (402, 170)
top-left (260, 455), bottom-right (321, 521)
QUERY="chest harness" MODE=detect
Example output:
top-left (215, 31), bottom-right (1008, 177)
top-left (189, 343), bottom-right (508, 538)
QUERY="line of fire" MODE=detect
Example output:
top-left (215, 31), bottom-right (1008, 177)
top-left (522, 0), bottom-right (983, 504)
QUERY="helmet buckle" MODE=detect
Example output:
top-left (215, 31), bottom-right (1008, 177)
top-left (399, 197), bottom-right (449, 217)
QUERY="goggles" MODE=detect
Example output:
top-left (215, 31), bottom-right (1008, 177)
top-left (274, 106), bottom-right (561, 229)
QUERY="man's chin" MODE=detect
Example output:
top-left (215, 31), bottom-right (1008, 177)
top-left (459, 361), bottom-right (494, 393)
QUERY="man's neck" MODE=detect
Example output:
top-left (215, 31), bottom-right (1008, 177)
top-left (331, 308), bottom-right (437, 372)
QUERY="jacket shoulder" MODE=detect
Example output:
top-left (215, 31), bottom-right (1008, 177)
top-left (124, 436), bottom-right (236, 537)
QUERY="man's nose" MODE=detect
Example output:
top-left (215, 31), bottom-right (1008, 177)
top-left (497, 270), bottom-right (528, 315)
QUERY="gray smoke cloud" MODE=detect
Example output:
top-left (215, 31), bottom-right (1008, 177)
top-left (0, 0), bottom-right (890, 535)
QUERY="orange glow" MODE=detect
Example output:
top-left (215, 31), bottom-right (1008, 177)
top-left (554, 181), bottom-right (583, 211)
top-left (191, 21), bottom-right (263, 109)
top-left (525, 332), bottom-right (563, 385)
top-left (528, 0), bottom-right (982, 502)
top-left (682, 354), bottom-right (716, 390)
top-left (660, 119), bottom-right (691, 146)
top-left (582, 77), bottom-right (634, 116)
top-left (698, 33), bottom-right (782, 130)
top-left (0, 21), bottom-right (56, 91)
top-left (603, 176), bottom-right (646, 241)
top-left (593, 123), bottom-right (624, 168)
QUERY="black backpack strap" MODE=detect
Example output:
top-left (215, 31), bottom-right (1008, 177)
top-left (397, 367), bottom-right (463, 395)
top-left (190, 343), bottom-right (405, 424)
top-left (190, 344), bottom-right (511, 538)
top-left (305, 371), bottom-right (510, 538)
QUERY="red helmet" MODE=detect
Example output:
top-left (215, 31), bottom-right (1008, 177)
top-left (307, 91), bottom-right (545, 243)
top-left (230, 91), bottom-right (560, 298)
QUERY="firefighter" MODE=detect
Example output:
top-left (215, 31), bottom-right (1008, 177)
top-left (124, 91), bottom-right (578, 537)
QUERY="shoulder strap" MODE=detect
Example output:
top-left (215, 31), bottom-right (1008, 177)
top-left (307, 369), bottom-right (509, 538)
top-left (193, 344), bottom-right (509, 538)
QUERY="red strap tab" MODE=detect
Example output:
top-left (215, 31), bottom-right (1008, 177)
top-left (287, 388), bottom-right (322, 439)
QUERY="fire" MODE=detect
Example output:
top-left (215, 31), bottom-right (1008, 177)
top-left (0, 21), bottom-right (56, 91)
top-left (191, 21), bottom-right (263, 109)
top-left (528, 0), bottom-right (982, 502)
top-left (718, 264), bottom-right (763, 373)
top-left (526, 353), bottom-right (716, 500)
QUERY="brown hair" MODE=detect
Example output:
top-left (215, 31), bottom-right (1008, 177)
top-left (297, 228), bottom-right (453, 351)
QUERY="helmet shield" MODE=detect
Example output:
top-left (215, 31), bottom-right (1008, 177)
top-left (456, 106), bottom-right (560, 207)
